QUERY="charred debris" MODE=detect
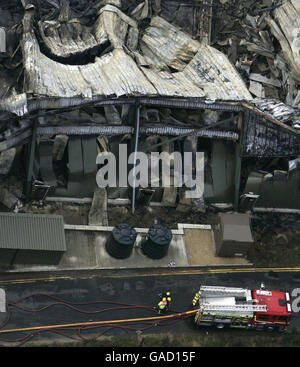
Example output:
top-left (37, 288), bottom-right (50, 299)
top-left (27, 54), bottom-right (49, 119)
top-left (0, 0), bottom-right (299, 217)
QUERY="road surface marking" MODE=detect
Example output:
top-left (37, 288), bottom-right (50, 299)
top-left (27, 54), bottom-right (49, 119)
top-left (0, 267), bottom-right (300, 284)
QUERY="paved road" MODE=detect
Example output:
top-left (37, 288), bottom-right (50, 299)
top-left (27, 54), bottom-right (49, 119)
top-left (0, 269), bottom-right (299, 344)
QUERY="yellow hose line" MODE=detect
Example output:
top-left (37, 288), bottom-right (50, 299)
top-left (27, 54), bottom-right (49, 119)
top-left (0, 309), bottom-right (198, 334)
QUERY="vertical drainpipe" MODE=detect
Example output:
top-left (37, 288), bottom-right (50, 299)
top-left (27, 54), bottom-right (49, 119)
top-left (233, 112), bottom-right (243, 212)
top-left (25, 120), bottom-right (37, 202)
top-left (131, 104), bottom-right (140, 215)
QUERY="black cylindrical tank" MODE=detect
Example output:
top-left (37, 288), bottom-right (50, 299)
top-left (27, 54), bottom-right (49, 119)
top-left (141, 223), bottom-right (172, 259)
top-left (105, 223), bottom-right (137, 259)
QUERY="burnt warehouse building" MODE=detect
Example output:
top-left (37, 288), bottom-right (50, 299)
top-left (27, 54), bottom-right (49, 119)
top-left (0, 0), bottom-right (299, 214)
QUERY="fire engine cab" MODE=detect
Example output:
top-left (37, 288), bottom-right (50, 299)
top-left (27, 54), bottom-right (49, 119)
top-left (192, 284), bottom-right (292, 332)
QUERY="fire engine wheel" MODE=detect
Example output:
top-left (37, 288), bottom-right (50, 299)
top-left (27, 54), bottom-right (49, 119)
top-left (255, 325), bottom-right (265, 331)
top-left (266, 325), bottom-right (275, 332)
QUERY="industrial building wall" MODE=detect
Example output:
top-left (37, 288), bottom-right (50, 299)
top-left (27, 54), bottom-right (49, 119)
top-left (0, 213), bottom-right (66, 266)
top-left (0, 249), bottom-right (15, 268)
top-left (13, 250), bottom-right (64, 265)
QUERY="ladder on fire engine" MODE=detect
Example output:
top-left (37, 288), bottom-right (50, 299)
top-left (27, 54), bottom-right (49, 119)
top-left (199, 286), bottom-right (250, 297)
top-left (199, 303), bottom-right (268, 313)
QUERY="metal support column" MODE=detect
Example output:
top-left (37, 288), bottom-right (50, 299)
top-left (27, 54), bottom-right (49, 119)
top-left (234, 143), bottom-right (242, 212)
top-left (233, 111), bottom-right (245, 212)
top-left (131, 105), bottom-right (140, 215)
top-left (25, 122), bottom-right (37, 202)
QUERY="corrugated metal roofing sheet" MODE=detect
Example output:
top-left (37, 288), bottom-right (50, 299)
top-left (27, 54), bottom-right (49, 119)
top-left (21, 10), bottom-right (251, 101)
top-left (0, 213), bottom-right (66, 252)
top-left (0, 2), bottom-right (298, 150)
top-left (23, 34), bottom-right (157, 98)
top-left (0, 93), bottom-right (28, 117)
top-left (0, 27), bottom-right (5, 53)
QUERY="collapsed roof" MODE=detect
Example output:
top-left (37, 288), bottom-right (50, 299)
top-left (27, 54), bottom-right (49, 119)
top-left (0, 0), bottom-right (299, 153)
top-left (5, 2), bottom-right (253, 107)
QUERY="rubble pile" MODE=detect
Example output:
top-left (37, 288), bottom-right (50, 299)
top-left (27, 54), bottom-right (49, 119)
top-left (212, 0), bottom-right (300, 128)
top-left (250, 213), bottom-right (300, 266)
top-left (0, 0), bottom-right (299, 212)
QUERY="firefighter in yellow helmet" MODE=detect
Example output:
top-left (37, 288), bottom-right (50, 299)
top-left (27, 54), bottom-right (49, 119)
top-left (157, 297), bottom-right (168, 314)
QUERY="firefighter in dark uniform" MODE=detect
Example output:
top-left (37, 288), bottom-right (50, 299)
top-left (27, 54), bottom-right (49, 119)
top-left (165, 291), bottom-right (171, 309)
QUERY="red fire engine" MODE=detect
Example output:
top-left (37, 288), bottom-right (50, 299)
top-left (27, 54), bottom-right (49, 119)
top-left (192, 284), bottom-right (293, 331)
